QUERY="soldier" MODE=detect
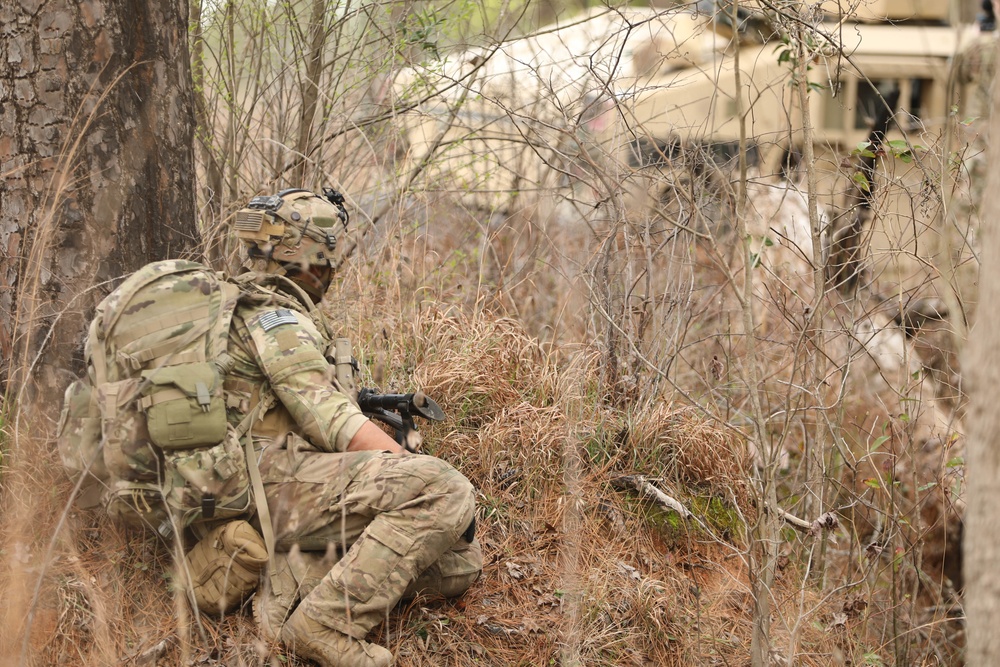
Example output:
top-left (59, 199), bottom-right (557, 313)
top-left (226, 189), bottom-right (482, 667)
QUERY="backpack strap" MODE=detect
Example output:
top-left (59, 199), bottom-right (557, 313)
top-left (232, 388), bottom-right (281, 594)
top-left (210, 281), bottom-right (242, 360)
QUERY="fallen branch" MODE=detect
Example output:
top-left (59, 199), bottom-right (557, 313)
top-left (611, 475), bottom-right (691, 518)
top-left (781, 508), bottom-right (839, 536)
top-left (133, 639), bottom-right (169, 666)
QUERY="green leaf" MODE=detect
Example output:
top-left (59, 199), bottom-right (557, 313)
top-left (946, 456), bottom-right (964, 468)
top-left (917, 482), bottom-right (938, 492)
top-left (852, 171), bottom-right (870, 192)
top-left (898, 413), bottom-right (910, 423)
top-left (864, 478), bottom-right (881, 489)
top-left (887, 139), bottom-right (909, 152)
top-left (898, 152), bottom-right (913, 164)
top-left (749, 252), bottom-right (761, 268)
top-left (763, 236), bottom-right (774, 247)
top-left (778, 50), bottom-right (791, 64)
top-left (871, 435), bottom-right (890, 451)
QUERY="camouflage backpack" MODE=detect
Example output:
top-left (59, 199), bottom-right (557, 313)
top-left (58, 259), bottom-right (257, 537)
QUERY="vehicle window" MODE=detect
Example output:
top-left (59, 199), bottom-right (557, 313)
top-left (628, 136), bottom-right (681, 168)
top-left (900, 77), bottom-right (933, 129)
top-left (855, 78), bottom-right (898, 130)
top-left (700, 141), bottom-right (759, 168)
top-left (823, 80), bottom-right (846, 131)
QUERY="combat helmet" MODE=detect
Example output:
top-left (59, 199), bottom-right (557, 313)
top-left (234, 188), bottom-right (349, 300)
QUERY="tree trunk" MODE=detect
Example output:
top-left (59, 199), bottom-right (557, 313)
top-left (0, 0), bottom-right (200, 400)
top-left (964, 43), bottom-right (1000, 665)
top-left (292, 0), bottom-right (328, 185)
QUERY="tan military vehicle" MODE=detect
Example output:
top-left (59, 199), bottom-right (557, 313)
top-left (390, 6), bottom-right (708, 213)
top-left (602, 0), bottom-right (989, 296)
top-left (392, 2), bottom-right (989, 296)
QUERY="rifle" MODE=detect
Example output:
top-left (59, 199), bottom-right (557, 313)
top-left (357, 388), bottom-right (446, 453)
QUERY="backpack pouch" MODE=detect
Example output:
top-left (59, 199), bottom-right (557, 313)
top-left (105, 479), bottom-right (170, 532)
top-left (162, 428), bottom-right (251, 526)
top-left (185, 520), bottom-right (267, 615)
top-left (57, 379), bottom-right (107, 483)
top-left (142, 362), bottom-right (228, 450)
top-left (98, 378), bottom-right (161, 483)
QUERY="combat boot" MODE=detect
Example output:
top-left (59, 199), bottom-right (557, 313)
top-left (281, 605), bottom-right (393, 667)
top-left (252, 556), bottom-right (297, 642)
top-left (255, 549), bottom-right (337, 642)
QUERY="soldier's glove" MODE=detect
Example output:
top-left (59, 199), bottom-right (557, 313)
top-left (185, 520), bottom-right (267, 615)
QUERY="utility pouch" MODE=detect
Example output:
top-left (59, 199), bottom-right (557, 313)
top-left (332, 338), bottom-right (359, 403)
top-left (57, 379), bottom-right (107, 483)
top-left (161, 428), bottom-right (251, 525)
top-left (186, 520), bottom-right (267, 615)
top-left (141, 362), bottom-right (227, 450)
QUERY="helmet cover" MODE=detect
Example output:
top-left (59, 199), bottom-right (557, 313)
top-left (234, 188), bottom-right (349, 281)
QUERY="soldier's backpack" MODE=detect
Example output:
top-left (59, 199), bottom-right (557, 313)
top-left (57, 259), bottom-right (255, 537)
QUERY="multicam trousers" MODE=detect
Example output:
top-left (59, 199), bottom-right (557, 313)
top-left (258, 434), bottom-right (481, 637)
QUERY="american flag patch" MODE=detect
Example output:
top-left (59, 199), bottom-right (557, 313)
top-left (258, 309), bottom-right (298, 331)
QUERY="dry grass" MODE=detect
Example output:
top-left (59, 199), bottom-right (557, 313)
top-left (1, 186), bottom-right (966, 666)
top-left (3, 284), bottom-right (888, 667)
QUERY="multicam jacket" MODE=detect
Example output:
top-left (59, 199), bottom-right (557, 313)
top-left (224, 274), bottom-right (368, 453)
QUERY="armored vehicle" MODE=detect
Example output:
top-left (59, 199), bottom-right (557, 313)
top-left (392, 1), bottom-right (989, 296)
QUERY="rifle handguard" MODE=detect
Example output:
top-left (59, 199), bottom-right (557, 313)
top-left (357, 389), bottom-right (445, 422)
top-left (358, 389), bottom-right (445, 453)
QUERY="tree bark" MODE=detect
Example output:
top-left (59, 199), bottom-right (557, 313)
top-left (0, 0), bottom-right (200, 400)
top-left (292, 0), bottom-right (328, 185)
top-left (964, 38), bottom-right (1000, 666)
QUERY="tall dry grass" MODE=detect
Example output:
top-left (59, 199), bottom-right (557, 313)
top-left (2, 201), bottom-right (966, 664)
top-left (2, 1), bottom-right (980, 665)
top-left (0, 196), bottom-right (867, 665)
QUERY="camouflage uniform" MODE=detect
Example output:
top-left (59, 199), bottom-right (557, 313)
top-left (225, 281), bottom-right (482, 640)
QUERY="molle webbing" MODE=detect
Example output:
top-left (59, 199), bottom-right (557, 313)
top-left (114, 302), bottom-right (212, 347)
top-left (119, 336), bottom-right (207, 371)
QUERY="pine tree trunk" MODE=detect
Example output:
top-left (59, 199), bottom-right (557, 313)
top-left (964, 44), bottom-right (1000, 665)
top-left (0, 0), bottom-right (199, 400)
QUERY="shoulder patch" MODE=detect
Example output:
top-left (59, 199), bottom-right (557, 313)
top-left (275, 329), bottom-right (300, 351)
top-left (259, 309), bottom-right (298, 332)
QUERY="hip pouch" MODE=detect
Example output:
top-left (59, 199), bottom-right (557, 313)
top-left (185, 520), bottom-right (267, 615)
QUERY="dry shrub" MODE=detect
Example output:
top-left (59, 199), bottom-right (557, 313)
top-left (3, 297), bottom-right (907, 666)
top-left (412, 311), bottom-right (562, 412)
top-left (358, 304), bottom-right (774, 665)
top-left (627, 403), bottom-right (753, 514)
